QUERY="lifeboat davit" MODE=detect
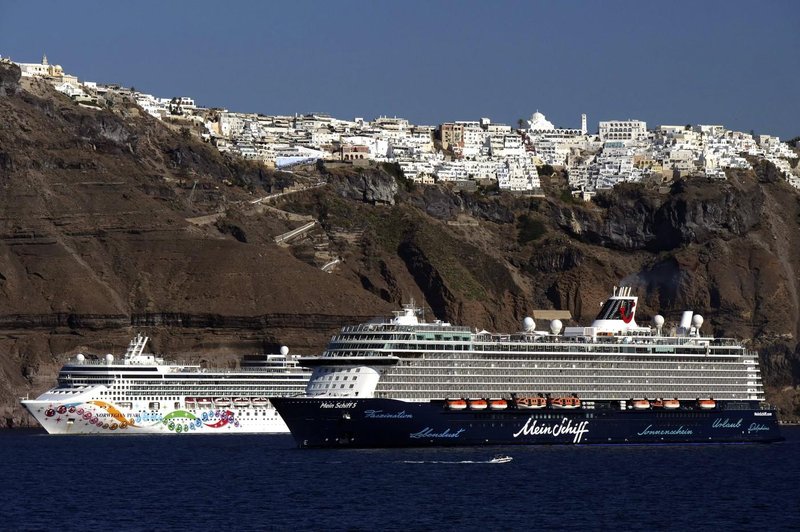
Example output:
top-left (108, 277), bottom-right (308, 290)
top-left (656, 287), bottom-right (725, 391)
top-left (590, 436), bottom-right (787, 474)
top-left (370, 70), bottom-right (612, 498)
top-left (663, 399), bottom-right (680, 409)
top-left (446, 399), bottom-right (467, 410)
top-left (632, 400), bottom-right (650, 410)
top-left (468, 399), bottom-right (488, 410)
top-left (697, 399), bottom-right (716, 410)
top-left (185, 397), bottom-right (196, 407)
top-left (515, 396), bottom-right (547, 409)
top-left (551, 396), bottom-right (581, 409)
top-left (233, 398), bottom-right (250, 408)
top-left (251, 397), bottom-right (269, 407)
top-left (489, 399), bottom-right (508, 410)
top-left (214, 397), bottom-right (231, 408)
top-left (197, 398), bottom-right (212, 407)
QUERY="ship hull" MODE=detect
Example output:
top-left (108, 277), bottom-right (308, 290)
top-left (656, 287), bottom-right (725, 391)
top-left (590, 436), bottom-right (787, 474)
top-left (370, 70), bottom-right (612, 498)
top-left (22, 399), bottom-right (289, 435)
top-left (270, 397), bottom-right (783, 448)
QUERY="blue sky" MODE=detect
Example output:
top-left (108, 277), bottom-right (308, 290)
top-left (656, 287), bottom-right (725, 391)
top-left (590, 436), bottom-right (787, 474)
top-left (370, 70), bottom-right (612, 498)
top-left (1, 0), bottom-right (798, 137)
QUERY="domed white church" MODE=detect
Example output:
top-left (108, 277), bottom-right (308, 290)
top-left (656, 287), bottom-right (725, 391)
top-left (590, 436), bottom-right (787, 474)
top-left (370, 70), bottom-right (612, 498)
top-left (527, 111), bottom-right (555, 131)
top-left (527, 111), bottom-right (588, 136)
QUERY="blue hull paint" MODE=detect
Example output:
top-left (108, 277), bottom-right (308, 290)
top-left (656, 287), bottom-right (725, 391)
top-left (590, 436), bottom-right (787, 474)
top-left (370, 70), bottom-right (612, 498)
top-left (270, 397), bottom-right (783, 448)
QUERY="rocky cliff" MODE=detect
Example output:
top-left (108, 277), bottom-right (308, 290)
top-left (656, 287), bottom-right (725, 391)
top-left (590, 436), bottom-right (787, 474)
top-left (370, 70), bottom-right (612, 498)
top-left (1, 62), bottom-right (799, 426)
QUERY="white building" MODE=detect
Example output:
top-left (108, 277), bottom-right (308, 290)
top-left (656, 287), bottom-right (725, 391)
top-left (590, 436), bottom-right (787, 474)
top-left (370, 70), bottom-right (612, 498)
top-left (434, 161), bottom-right (470, 182)
top-left (464, 159), bottom-right (501, 180)
top-left (275, 146), bottom-right (326, 168)
top-left (497, 157), bottom-right (540, 192)
top-left (341, 136), bottom-right (390, 159)
top-left (15, 54), bottom-right (63, 78)
top-left (53, 80), bottom-right (86, 99)
top-left (134, 92), bottom-right (168, 119)
top-left (169, 96), bottom-right (197, 115)
top-left (489, 134), bottom-right (526, 158)
top-left (599, 119), bottom-right (648, 142)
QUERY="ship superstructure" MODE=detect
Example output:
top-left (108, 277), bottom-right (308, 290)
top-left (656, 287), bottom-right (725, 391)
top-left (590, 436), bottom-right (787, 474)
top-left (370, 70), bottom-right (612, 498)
top-left (271, 287), bottom-right (782, 447)
top-left (21, 334), bottom-right (310, 434)
top-left (301, 287), bottom-right (762, 402)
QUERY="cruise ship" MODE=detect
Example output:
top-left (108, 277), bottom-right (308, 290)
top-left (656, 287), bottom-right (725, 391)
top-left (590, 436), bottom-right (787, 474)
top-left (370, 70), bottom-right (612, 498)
top-left (21, 334), bottom-right (310, 434)
top-left (271, 286), bottom-right (783, 447)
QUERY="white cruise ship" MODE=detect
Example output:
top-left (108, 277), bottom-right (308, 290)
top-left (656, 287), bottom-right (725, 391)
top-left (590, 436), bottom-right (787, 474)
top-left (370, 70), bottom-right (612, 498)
top-left (21, 334), bottom-right (311, 435)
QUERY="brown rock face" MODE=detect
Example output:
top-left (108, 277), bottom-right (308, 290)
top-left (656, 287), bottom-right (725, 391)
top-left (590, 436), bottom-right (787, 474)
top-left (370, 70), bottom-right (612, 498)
top-left (1, 62), bottom-right (799, 425)
top-left (0, 67), bottom-right (396, 425)
top-left (0, 62), bottom-right (20, 97)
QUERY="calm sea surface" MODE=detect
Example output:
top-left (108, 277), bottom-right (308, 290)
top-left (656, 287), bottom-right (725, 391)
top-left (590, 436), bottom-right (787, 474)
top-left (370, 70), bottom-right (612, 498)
top-left (3, 426), bottom-right (799, 531)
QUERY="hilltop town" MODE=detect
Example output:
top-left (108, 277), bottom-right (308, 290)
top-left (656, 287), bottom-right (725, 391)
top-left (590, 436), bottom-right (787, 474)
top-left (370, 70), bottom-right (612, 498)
top-left (4, 53), bottom-right (799, 198)
top-left (2, 53), bottom-right (800, 423)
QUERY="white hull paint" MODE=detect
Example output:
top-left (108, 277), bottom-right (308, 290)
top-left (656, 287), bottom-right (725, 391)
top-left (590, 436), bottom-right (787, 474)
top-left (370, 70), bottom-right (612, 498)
top-left (23, 395), bottom-right (289, 435)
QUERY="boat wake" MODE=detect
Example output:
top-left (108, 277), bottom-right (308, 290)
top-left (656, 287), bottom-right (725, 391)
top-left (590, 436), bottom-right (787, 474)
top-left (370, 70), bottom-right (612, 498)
top-left (402, 456), bottom-right (512, 464)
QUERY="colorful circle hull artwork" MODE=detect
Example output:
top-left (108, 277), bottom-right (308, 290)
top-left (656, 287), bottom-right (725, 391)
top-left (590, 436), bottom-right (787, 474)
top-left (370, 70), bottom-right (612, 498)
top-left (42, 400), bottom-right (244, 433)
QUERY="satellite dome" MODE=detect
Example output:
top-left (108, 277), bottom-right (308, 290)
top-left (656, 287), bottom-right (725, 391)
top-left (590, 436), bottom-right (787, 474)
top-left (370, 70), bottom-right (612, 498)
top-left (523, 317), bottom-right (535, 331)
top-left (280, 345), bottom-right (289, 356)
top-left (76, 353), bottom-right (85, 363)
top-left (105, 354), bottom-right (114, 364)
top-left (653, 315), bottom-right (665, 328)
top-left (692, 314), bottom-right (704, 329)
top-left (550, 319), bottom-right (563, 335)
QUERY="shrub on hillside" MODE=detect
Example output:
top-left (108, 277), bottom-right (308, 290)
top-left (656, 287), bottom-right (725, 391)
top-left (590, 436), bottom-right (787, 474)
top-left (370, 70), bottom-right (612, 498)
top-left (517, 214), bottom-right (547, 244)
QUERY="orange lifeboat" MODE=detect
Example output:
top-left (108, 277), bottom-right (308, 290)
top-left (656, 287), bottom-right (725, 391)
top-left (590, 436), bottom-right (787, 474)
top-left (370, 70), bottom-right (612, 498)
top-left (551, 396), bottom-right (581, 409)
top-left (515, 396), bottom-right (547, 409)
top-left (697, 399), bottom-right (716, 410)
top-left (446, 399), bottom-right (467, 410)
top-left (468, 399), bottom-right (488, 410)
top-left (663, 399), bottom-right (680, 409)
top-left (488, 399), bottom-right (508, 410)
top-left (632, 400), bottom-right (650, 410)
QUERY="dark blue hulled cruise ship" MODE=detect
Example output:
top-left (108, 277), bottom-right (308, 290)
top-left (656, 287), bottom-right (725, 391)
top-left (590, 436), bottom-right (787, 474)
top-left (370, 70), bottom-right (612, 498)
top-left (271, 286), bottom-right (782, 447)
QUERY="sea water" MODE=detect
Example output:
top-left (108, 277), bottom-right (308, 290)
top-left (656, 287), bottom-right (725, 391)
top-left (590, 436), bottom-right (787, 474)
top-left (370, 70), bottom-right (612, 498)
top-left (3, 426), bottom-right (799, 531)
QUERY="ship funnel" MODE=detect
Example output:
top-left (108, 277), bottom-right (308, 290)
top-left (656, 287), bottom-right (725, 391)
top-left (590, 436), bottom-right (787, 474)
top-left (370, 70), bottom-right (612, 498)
top-left (678, 311), bottom-right (693, 336)
top-left (591, 285), bottom-right (639, 331)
